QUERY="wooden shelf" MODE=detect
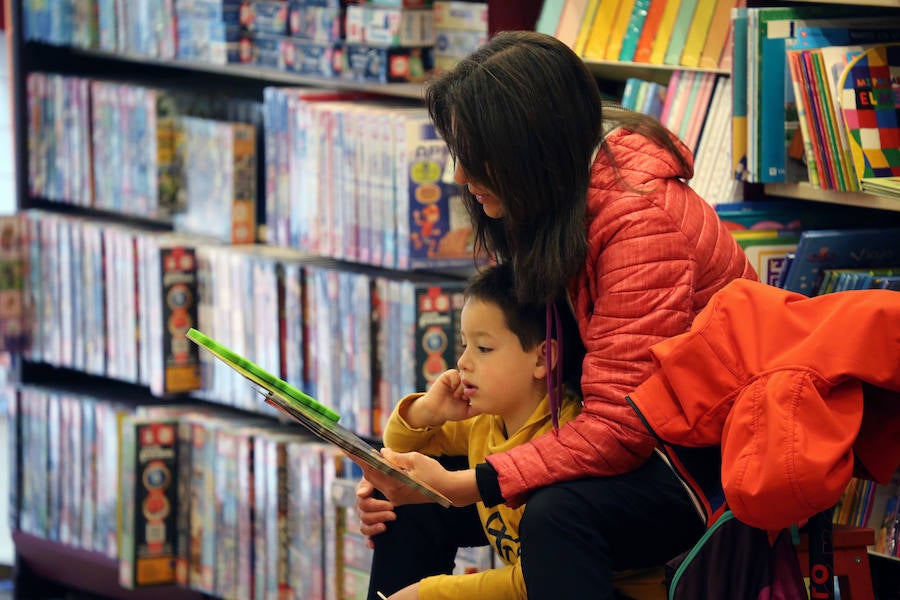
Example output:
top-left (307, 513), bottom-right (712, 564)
top-left (25, 43), bottom-right (427, 100)
top-left (788, 0), bottom-right (900, 6)
top-left (764, 182), bottom-right (900, 212)
top-left (584, 59), bottom-right (729, 85)
top-left (12, 531), bottom-right (203, 600)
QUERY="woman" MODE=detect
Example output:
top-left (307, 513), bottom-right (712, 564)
top-left (356, 31), bottom-right (757, 600)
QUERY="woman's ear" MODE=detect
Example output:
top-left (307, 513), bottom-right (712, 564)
top-left (534, 339), bottom-right (559, 380)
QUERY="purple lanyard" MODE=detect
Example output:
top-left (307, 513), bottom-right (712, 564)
top-left (546, 302), bottom-right (563, 430)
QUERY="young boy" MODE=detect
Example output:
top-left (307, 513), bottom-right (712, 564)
top-left (371, 262), bottom-right (582, 600)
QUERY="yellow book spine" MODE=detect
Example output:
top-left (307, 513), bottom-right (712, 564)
top-left (698, 0), bottom-right (735, 69)
top-left (573, 0), bottom-right (604, 56)
top-left (647, 0), bottom-right (683, 64)
top-left (679, 0), bottom-right (717, 67)
top-left (555, 0), bottom-right (590, 49)
top-left (582, 0), bottom-right (623, 60)
top-left (604, 0), bottom-right (638, 60)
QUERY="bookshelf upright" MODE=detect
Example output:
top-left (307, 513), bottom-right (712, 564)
top-left (3, 0), bottom-right (541, 598)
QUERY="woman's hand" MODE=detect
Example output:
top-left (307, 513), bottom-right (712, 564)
top-left (354, 477), bottom-right (396, 549)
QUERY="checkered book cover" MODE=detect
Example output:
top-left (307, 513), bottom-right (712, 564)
top-left (839, 43), bottom-right (900, 184)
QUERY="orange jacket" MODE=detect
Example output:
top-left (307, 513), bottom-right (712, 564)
top-left (629, 279), bottom-right (900, 531)
top-left (485, 128), bottom-right (757, 507)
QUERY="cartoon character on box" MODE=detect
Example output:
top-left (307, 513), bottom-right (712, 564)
top-left (421, 324), bottom-right (449, 386)
top-left (411, 202), bottom-right (442, 258)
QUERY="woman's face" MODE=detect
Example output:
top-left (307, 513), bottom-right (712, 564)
top-left (453, 162), bottom-right (504, 218)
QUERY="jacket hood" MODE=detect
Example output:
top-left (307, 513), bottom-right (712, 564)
top-left (591, 127), bottom-right (695, 191)
top-left (630, 279), bottom-right (900, 531)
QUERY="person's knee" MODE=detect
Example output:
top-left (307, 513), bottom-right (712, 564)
top-left (520, 483), bottom-right (589, 541)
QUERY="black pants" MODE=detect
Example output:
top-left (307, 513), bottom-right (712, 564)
top-left (367, 452), bottom-right (706, 600)
top-left (520, 452), bottom-right (707, 599)
top-left (366, 456), bottom-right (488, 600)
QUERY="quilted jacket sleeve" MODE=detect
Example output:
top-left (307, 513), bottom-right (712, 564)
top-left (485, 132), bottom-right (757, 507)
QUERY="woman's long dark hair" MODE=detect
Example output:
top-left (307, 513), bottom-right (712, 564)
top-left (425, 31), bottom-right (690, 305)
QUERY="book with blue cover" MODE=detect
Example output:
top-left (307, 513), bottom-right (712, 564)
top-left (779, 228), bottom-right (900, 295)
top-left (186, 327), bottom-right (453, 507)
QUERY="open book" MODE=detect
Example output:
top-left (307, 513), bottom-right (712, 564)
top-left (186, 328), bottom-right (452, 507)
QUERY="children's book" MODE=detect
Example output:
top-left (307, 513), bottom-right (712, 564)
top-left (581, 0), bottom-right (619, 59)
top-left (605, 0), bottom-right (638, 60)
top-left (679, 0), bottom-right (718, 67)
top-left (663, 0), bottom-right (699, 65)
top-left (618, 0), bottom-right (652, 62)
top-left (632, 0), bottom-right (666, 62)
top-left (536, 0), bottom-right (567, 35)
top-left (554, 0), bottom-right (591, 49)
top-left (838, 43), bottom-right (900, 198)
top-left (648, 0), bottom-right (684, 64)
top-left (698, 0), bottom-right (736, 68)
top-left (755, 10), bottom-right (900, 185)
top-left (733, 231), bottom-right (801, 287)
top-left (779, 227), bottom-right (900, 295)
top-left (186, 327), bottom-right (453, 507)
top-left (572, 0), bottom-right (604, 56)
top-left (731, 6), bottom-right (749, 181)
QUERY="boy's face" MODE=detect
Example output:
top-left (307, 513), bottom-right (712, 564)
top-left (457, 299), bottom-right (546, 424)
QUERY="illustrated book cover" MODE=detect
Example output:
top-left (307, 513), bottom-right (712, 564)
top-left (838, 43), bottom-right (900, 199)
top-left (186, 327), bottom-right (453, 507)
top-left (779, 227), bottom-right (900, 295)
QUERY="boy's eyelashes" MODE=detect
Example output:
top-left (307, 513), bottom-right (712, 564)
top-left (460, 343), bottom-right (494, 353)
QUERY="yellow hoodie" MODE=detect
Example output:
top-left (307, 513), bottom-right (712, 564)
top-left (383, 392), bottom-right (582, 600)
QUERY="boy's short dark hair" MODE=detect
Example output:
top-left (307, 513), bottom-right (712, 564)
top-left (464, 262), bottom-right (586, 390)
top-left (464, 262), bottom-right (546, 351)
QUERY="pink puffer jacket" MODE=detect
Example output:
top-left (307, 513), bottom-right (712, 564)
top-left (486, 128), bottom-right (758, 507)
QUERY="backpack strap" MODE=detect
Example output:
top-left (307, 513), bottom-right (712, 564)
top-left (626, 395), bottom-right (725, 527)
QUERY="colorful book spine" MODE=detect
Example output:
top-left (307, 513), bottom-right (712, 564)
top-left (648, 0), bottom-right (684, 63)
top-left (786, 50), bottom-right (821, 187)
top-left (582, 0), bottom-right (621, 59)
top-left (618, 0), bottom-right (651, 61)
top-left (812, 50), bottom-right (852, 190)
top-left (731, 6), bottom-right (749, 180)
top-left (663, 0), bottom-right (699, 65)
top-left (603, 0), bottom-right (637, 60)
top-left (572, 0), bottom-right (603, 56)
top-left (537, 0), bottom-right (567, 35)
top-left (797, 49), bottom-right (836, 188)
top-left (683, 72), bottom-right (718, 152)
top-left (680, 0), bottom-right (718, 67)
top-left (659, 70), bottom-right (682, 126)
top-left (632, 0), bottom-right (666, 62)
top-left (118, 417), bottom-right (179, 588)
top-left (698, 0), bottom-right (736, 68)
top-left (555, 0), bottom-right (591, 49)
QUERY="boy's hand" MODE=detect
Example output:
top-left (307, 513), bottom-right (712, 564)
top-left (413, 369), bottom-right (478, 426)
top-left (379, 448), bottom-right (481, 507)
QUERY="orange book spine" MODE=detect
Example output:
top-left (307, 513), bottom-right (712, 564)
top-left (648, 0), bottom-right (683, 64)
top-left (633, 0), bottom-right (667, 63)
top-left (698, 0), bottom-right (736, 69)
